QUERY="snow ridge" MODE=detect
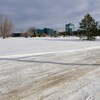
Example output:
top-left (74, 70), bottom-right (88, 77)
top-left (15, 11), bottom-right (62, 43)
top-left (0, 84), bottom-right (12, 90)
top-left (0, 46), bottom-right (100, 59)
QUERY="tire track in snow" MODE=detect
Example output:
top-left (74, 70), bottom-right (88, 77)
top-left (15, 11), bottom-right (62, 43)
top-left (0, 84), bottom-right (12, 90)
top-left (0, 47), bottom-right (100, 100)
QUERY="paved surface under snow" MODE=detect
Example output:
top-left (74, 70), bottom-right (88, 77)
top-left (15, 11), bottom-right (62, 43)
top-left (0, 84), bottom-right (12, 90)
top-left (0, 37), bottom-right (100, 100)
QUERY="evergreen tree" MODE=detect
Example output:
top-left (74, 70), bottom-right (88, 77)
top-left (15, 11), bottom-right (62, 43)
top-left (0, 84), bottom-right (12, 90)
top-left (79, 13), bottom-right (98, 40)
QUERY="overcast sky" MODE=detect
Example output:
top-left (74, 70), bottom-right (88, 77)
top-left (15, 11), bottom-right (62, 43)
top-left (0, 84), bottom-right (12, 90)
top-left (0, 0), bottom-right (100, 32)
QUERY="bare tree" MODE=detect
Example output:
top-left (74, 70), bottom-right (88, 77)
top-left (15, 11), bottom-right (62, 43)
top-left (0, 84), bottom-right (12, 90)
top-left (27, 27), bottom-right (37, 37)
top-left (0, 15), bottom-right (13, 39)
top-left (22, 32), bottom-right (32, 38)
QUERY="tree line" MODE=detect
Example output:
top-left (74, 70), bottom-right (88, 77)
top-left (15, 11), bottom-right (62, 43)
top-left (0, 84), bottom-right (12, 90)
top-left (0, 13), bottom-right (100, 40)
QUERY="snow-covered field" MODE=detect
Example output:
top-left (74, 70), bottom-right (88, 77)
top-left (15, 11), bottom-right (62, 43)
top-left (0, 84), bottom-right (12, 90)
top-left (0, 37), bottom-right (100, 100)
top-left (0, 36), bottom-right (100, 57)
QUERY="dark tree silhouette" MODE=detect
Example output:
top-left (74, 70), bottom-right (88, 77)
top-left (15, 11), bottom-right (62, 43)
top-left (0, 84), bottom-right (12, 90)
top-left (79, 13), bottom-right (98, 40)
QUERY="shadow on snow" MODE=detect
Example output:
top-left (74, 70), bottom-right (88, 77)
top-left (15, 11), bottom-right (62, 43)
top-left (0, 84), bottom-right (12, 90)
top-left (0, 58), bottom-right (100, 66)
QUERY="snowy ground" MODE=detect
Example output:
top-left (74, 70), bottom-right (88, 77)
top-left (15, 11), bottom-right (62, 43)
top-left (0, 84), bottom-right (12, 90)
top-left (0, 37), bottom-right (100, 100)
top-left (0, 36), bottom-right (100, 57)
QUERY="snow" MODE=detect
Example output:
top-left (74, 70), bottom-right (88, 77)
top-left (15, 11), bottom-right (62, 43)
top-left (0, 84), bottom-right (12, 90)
top-left (0, 36), bottom-right (100, 100)
top-left (0, 36), bottom-right (100, 57)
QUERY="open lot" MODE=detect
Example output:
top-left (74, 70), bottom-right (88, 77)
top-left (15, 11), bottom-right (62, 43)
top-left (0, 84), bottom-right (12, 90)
top-left (0, 37), bottom-right (100, 100)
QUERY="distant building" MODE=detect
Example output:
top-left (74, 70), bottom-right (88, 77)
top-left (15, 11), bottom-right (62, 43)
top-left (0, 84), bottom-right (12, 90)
top-left (97, 21), bottom-right (100, 29)
top-left (37, 29), bottom-right (44, 34)
top-left (11, 33), bottom-right (22, 37)
top-left (65, 23), bottom-right (75, 33)
top-left (44, 28), bottom-right (54, 36)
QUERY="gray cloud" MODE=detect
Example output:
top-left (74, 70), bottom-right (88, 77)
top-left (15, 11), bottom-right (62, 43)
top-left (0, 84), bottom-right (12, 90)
top-left (0, 0), bottom-right (100, 32)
